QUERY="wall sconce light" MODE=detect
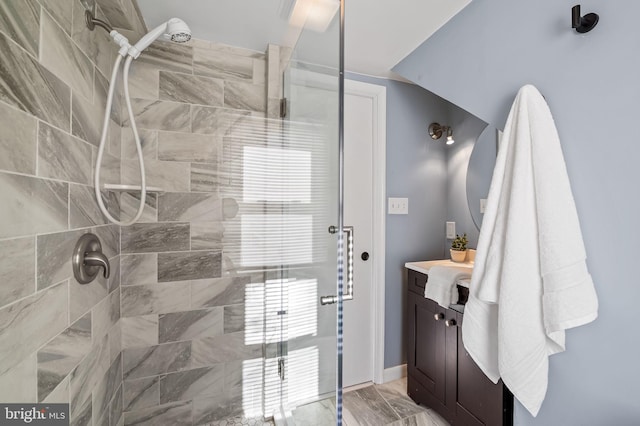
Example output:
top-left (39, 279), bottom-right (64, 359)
top-left (429, 122), bottom-right (455, 145)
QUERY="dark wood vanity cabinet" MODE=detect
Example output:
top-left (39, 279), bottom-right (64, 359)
top-left (407, 269), bottom-right (513, 426)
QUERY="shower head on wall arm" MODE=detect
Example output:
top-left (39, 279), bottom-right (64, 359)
top-left (128, 18), bottom-right (192, 58)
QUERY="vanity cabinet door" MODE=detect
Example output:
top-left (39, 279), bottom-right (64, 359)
top-left (407, 293), bottom-right (446, 405)
top-left (447, 310), bottom-right (513, 426)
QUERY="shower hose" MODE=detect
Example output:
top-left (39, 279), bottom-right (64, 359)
top-left (94, 53), bottom-right (147, 226)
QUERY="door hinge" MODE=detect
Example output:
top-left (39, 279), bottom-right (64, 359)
top-left (278, 357), bottom-right (285, 380)
top-left (280, 98), bottom-right (287, 118)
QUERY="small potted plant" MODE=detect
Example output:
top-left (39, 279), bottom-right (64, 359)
top-left (450, 233), bottom-right (468, 263)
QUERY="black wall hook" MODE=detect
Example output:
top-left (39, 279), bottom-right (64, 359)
top-left (572, 5), bottom-right (599, 33)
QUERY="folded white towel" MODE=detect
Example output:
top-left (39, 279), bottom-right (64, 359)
top-left (461, 85), bottom-right (598, 416)
top-left (425, 265), bottom-right (472, 308)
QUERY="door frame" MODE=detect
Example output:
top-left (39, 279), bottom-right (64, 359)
top-left (344, 78), bottom-right (387, 384)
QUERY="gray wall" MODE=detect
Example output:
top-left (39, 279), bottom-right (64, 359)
top-left (394, 0), bottom-right (640, 423)
top-left (346, 73), bottom-right (450, 368)
top-left (444, 105), bottom-right (486, 250)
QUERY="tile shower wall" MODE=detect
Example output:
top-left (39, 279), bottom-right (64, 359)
top-left (118, 38), bottom-right (278, 425)
top-left (0, 0), bottom-right (144, 425)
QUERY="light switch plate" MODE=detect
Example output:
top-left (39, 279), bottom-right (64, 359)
top-left (480, 198), bottom-right (488, 214)
top-left (388, 197), bottom-right (408, 215)
top-left (446, 221), bottom-right (456, 239)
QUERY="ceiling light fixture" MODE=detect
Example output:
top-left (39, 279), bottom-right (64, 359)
top-left (289, 0), bottom-right (340, 33)
top-left (429, 122), bottom-right (455, 145)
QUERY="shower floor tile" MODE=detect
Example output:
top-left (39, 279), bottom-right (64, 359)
top-left (288, 378), bottom-right (450, 426)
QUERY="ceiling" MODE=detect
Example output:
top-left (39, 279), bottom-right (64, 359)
top-left (137, 0), bottom-right (470, 80)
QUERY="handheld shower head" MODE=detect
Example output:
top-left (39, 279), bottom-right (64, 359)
top-left (128, 18), bottom-right (192, 58)
top-left (167, 18), bottom-right (192, 43)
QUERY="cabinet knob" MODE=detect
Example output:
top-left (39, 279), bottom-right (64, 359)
top-left (434, 313), bottom-right (444, 321)
top-left (445, 319), bottom-right (457, 327)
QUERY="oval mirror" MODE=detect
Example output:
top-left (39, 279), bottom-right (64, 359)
top-left (466, 125), bottom-right (499, 230)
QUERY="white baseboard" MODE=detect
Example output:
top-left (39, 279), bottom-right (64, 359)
top-left (382, 364), bottom-right (407, 383)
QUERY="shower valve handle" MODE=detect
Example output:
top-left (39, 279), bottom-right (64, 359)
top-left (84, 252), bottom-right (111, 279)
top-left (73, 233), bottom-right (111, 284)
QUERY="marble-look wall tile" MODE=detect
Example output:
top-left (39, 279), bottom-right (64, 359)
top-left (0, 95), bottom-right (37, 175)
top-left (120, 192), bottom-right (157, 223)
top-left (137, 40), bottom-right (193, 73)
top-left (125, 60), bottom-right (159, 100)
top-left (121, 128), bottom-right (157, 160)
top-left (253, 58), bottom-right (266, 85)
top-left (128, 99), bottom-right (190, 132)
top-left (124, 376), bottom-right (159, 411)
top-left (70, 335), bottom-right (110, 418)
top-left (71, 1), bottom-right (113, 78)
top-left (95, 0), bottom-right (146, 35)
top-left (191, 332), bottom-right (261, 366)
top-left (71, 74), bottom-right (110, 146)
top-left (70, 396), bottom-right (92, 426)
top-left (223, 305), bottom-right (245, 334)
top-left (193, 48), bottom-right (254, 82)
top-left (109, 321), bottom-right (122, 363)
top-left (224, 81), bottom-right (266, 112)
top-left (0, 172), bottom-right (68, 238)
top-left (121, 282), bottom-right (191, 317)
top-left (191, 277), bottom-right (249, 308)
top-left (37, 313), bottom-right (92, 402)
top-left (92, 224), bottom-right (120, 258)
top-left (157, 251), bottom-right (222, 283)
top-left (157, 193), bottom-right (223, 222)
top-left (109, 383), bottom-right (124, 426)
top-left (266, 45), bottom-right (280, 100)
top-left (38, 122), bottom-right (92, 185)
top-left (71, 396), bottom-right (92, 426)
top-left (122, 341), bottom-right (192, 380)
top-left (93, 354), bottom-right (122, 424)
top-left (70, 184), bottom-right (120, 228)
top-left (0, 353), bottom-right (37, 403)
top-left (36, 229), bottom-right (86, 290)
top-left (205, 41), bottom-right (265, 59)
top-left (159, 365), bottom-right (224, 404)
top-left (121, 254), bottom-right (157, 286)
top-left (40, 12), bottom-right (94, 101)
top-left (43, 375), bottom-right (70, 404)
top-left (0, 237), bottom-right (35, 307)
top-left (93, 289), bottom-right (121, 343)
top-left (157, 131), bottom-right (220, 162)
top-left (191, 105), bottom-right (251, 135)
top-left (121, 223), bottom-right (190, 253)
top-left (0, 0), bottom-right (40, 57)
top-left (0, 32), bottom-right (71, 131)
top-left (39, 0), bottom-right (73, 35)
top-left (159, 71), bottom-right (224, 106)
top-left (121, 159), bottom-right (190, 192)
top-left (121, 315), bottom-right (158, 349)
top-left (0, 281), bottom-right (68, 376)
top-left (192, 393), bottom-right (243, 425)
top-left (123, 401), bottom-right (192, 426)
top-left (191, 221), bottom-right (224, 250)
top-left (70, 276), bottom-right (109, 323)
top-left (158, 308), bottom-right (223, 343)
top-left (190, 163), bottom-right (219, 192)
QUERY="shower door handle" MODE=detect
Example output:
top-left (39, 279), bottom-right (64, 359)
top-left (321, 226), bottom-right (354, 305)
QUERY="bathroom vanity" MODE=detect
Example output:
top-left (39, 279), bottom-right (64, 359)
top-left (405, 263), bottom-right (513, 426)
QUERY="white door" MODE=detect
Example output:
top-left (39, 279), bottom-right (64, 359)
top-left (343, 82), bottom-right (376, 387)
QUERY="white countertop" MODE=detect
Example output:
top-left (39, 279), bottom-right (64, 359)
top-left (405, 259), bottom-right (474, 288)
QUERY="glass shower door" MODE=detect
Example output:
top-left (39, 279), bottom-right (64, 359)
top-left (272, 1), bottom-right (343, 423)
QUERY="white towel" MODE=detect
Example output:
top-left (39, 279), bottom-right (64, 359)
top-left (461, 85), bottom-right (598, 416)
top-left (424, 265), bottom-right (471, 308)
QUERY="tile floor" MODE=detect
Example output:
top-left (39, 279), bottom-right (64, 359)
top-left (290, 378), bottom-right (450, 426)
